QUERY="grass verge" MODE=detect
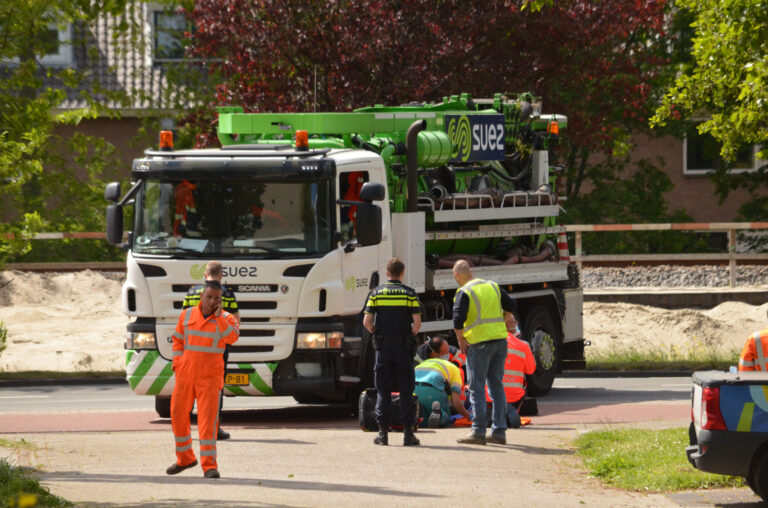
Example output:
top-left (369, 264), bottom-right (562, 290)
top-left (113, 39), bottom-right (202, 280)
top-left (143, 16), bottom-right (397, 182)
top-left (0, 458), bottom-right (71, 507)
top-left (585, 345), bottom-right (739, 371)
top-left (575, 427), bottom-right (745, 491)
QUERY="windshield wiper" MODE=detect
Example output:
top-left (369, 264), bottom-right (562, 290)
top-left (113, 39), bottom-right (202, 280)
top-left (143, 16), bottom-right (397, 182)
top-left (249, 245), bottom-right (281, 256)
top-left (165, 247), bottom-right (206, 257)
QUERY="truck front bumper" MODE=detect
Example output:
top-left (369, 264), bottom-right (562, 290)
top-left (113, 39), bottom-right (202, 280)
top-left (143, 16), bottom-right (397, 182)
top-left (686, 429), bottom-right (768, 477)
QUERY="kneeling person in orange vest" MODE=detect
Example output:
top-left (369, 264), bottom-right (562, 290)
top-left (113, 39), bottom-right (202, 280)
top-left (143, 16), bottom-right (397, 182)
top-left (166, 280), bottom-right (239, 479)
top-left (414, 337), bottom-right (472, 427)
top-left (486, 313), bottom-right (536, 428)
top-left (738, 324), bottom-right (768, 372)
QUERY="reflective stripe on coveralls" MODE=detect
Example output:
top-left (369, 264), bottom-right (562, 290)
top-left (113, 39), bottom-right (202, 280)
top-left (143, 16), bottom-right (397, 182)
top-left (456, 279), bottom-right (507, 344)
top-left (171, 305), bottom-right (239, 472)
top-left (488, 334), bottom-right (536, 404)
top-left (739, 330), bottom-right (768, 371)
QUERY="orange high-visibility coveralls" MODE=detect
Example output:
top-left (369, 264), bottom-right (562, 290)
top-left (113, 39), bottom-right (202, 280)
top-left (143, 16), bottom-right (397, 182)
top-left (739, 327), bottom-right (768, 372)
top-left (486, 332), bottom-right (536, 404)
top-left (171, 304), bottom-right (239, 472)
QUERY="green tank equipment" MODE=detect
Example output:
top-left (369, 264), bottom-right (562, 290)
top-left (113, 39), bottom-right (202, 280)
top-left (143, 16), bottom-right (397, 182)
top-left (216, 92), bottom-right (567, 259)
top-left (416, 130), bottom-right (453, 167)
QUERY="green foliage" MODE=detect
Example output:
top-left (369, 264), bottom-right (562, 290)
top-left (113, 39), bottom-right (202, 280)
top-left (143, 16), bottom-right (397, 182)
top-left (0, 0), bottom-right (136, 267)
top-left (586, 344), bottom-right (740, 372)
top-left (576, 427), bottom-right (745, 491)
top-left (0, 321), bottom-right (6, 359)
top-left (0, 458), bottom-right (71, 508)
top-left (563, 158), bottom-right (712, 254)
top-left (652, 0), bottom-right (768, 220)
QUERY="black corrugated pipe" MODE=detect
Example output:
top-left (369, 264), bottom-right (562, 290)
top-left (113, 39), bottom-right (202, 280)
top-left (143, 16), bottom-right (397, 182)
top-left (406, 119), bottom-right (427, 213)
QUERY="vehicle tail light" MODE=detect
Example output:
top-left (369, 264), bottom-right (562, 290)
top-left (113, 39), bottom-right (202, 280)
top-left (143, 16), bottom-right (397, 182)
top-left (701, 387), bottom-right (727, 430)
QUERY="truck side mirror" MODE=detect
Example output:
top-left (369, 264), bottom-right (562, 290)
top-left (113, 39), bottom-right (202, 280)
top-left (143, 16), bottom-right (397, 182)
top-left (355, 203), bottom-right (382, 246)
top-left (359, 182), bottom-right (385, 202)
top-left (105, 182), bottom-right (121, 202)
top-left (106, 204), bottom-right (124, 245)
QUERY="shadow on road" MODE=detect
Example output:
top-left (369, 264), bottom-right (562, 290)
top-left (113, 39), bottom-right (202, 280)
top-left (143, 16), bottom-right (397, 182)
top-left (40, 470), bottom-right (439, 500)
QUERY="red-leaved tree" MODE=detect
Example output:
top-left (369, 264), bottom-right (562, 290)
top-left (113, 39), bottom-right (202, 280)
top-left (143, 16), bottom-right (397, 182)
top-left (183, 0), bottom-right (669, 202)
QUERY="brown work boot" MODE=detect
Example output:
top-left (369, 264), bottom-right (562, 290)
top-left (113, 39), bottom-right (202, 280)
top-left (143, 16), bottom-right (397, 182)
top-left (457, 433), bottom-right (486, 445)
top-left (204, 469), bottom-right (220, 479)
top-left (166, 460), bottom-right (198, 475)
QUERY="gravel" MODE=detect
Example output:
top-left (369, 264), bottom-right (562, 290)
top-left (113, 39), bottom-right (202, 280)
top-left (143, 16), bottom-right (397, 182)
top-left (581, 264), bottom-right (768, 289)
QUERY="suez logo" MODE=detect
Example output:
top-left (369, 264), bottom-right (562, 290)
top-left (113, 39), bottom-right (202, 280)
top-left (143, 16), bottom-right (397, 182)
top-left (345, 276), bottom-right (369, 291)
top-left (445, 114), bottom-right (505, 162)
top-left (189, 264), bottom-right (258, 279)
top-left (188, 265), bottom-right (279, 292)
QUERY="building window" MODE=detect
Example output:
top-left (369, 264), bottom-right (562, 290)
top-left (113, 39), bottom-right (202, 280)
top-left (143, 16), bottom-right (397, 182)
top-left (3, 23), bottom-right (72, 66)
top-left (683, 122), bottom-right (763, 175)
top-left (153, 10), bottom-right (188, 62)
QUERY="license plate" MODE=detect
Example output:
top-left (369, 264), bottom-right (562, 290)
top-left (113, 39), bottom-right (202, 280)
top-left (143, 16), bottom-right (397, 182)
top-left (225, 373), bottom-right (249, 386)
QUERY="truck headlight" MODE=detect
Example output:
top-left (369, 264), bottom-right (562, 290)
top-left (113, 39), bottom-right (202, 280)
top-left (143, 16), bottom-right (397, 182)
top-left (296, 331), bottom-right (343, 349)
top-left (124, 332), bottom-right (157, 350)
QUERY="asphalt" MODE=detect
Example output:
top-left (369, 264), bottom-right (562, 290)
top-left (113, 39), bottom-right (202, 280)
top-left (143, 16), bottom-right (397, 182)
top-left (1, 374), bottom-right (763, 507)
top-left (0, 369), bottom-right (699, 388)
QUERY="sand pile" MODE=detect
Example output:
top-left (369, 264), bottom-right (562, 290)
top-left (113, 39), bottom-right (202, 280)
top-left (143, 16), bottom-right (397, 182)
top-left (583, 301), bottom-right (766, 359)
top-left (0, 271), bottom-right (129, 373)
top-left (0, 270), bottom-right (765, 373)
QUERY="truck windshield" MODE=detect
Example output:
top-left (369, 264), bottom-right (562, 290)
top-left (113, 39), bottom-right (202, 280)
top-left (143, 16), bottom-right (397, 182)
top-left (133, 179), bottom-right (333, 257)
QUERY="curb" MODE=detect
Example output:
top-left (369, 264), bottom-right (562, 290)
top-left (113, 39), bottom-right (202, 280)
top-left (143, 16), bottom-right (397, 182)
top-left (0, 377), bottom-right (126, 388)
top-left (0, 371), bottom-right (701, 388)
top-left (560, 369), bottom-right (696, 378)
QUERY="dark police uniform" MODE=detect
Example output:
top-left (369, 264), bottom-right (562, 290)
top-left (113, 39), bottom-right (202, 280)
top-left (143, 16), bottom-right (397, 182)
top-left (183, 282), bottom-right (239, 438)
top-left (364, 279), bottom-right (422, 428)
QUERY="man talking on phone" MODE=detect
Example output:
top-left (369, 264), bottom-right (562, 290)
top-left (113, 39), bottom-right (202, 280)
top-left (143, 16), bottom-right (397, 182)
top-left (182, 260), bottom-right (240, 440)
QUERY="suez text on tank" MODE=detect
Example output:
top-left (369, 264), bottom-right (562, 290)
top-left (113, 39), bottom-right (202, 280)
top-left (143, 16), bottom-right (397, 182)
top-left (104, 92), bottom-right (584, 416)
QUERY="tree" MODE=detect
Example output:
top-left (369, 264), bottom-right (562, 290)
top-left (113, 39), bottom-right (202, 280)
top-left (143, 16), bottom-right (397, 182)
top-left (183, 1), bottom-right (670, 202)
top-left (0, 0), bottom-right (133, 265)
top-left (652, 0), bottom-right (768, 220)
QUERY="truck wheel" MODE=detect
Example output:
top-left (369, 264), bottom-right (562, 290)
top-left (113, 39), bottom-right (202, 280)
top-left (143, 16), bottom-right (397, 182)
top-left (348, 336), bottom-right (376, 415)
top-left (750, 452), bottom-right (768, 501)
top-left (155, 396), bottom-right (171, 418)
top-left (292, 394), bottom-right (326, 404)
top-left (523, 304), bottom-right (561, 396)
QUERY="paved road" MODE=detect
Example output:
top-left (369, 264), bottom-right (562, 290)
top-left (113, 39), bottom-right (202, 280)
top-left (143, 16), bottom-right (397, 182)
top-left (0, 375), bottom-right (692, 413)
top-left (1, 375), bottom-right (763, 507)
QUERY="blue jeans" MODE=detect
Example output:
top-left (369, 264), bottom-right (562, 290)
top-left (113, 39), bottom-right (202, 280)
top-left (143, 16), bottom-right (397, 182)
top-left (466, 338), bottom-right (507, 437)
top-left (507, 403), bottom-right (521, 428)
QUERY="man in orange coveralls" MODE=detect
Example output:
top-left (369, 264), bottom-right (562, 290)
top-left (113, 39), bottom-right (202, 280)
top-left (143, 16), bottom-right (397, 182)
top-left (166, 280), bottom-right (239, 479)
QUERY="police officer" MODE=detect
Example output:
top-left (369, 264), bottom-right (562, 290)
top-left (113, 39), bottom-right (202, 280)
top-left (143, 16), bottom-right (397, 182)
top-left (363, 258), bottom-right (422, 446)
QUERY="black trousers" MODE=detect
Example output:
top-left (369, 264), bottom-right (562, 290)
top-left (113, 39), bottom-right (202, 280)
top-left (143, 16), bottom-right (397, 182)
top-left (374, 336), bottom-right (415, 427)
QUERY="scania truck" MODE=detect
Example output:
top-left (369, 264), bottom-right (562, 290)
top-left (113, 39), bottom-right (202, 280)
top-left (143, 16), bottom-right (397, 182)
top-left (105, 92), bottom-right (584, 416)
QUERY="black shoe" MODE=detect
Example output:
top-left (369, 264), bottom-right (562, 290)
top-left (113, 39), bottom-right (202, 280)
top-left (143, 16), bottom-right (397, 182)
top-left (204, 469), bottom-right (220, 479)
top-left (403, 426), bottom-right (420, 447)
top-left (166, 460), bottom-right (198, 475)
top-left (217, 428), bottom-right (230, 440)
top-left (374, 425), bottom-right (388, 446)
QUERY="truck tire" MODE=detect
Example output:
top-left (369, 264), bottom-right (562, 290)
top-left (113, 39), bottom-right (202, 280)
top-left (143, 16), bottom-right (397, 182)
top-left (155, 396), bottom-right (171, 418)
top-left (750, 451), bottom-right (768, 501)
top-left (293, 394), bottom-right (326, 404)
top-left (523, 304), bottom-right (561, 396)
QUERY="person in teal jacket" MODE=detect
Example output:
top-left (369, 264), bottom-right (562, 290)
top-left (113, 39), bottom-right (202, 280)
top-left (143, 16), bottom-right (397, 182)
top-left (414, 337), bottom-right (472, 427)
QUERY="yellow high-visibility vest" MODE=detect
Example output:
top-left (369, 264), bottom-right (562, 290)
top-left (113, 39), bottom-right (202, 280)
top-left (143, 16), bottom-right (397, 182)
top-left (455, 279), bottom-right (506, 344)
